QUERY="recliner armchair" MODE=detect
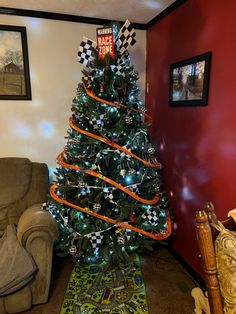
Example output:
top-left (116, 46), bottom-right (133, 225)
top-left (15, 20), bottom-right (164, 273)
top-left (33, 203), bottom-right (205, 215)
top-left (0, 157), bottom-right (58, 313)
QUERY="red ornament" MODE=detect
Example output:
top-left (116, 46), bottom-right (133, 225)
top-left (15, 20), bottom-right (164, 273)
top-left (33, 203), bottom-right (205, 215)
top-left (100, 83), bottom-right (104, 92)
top-left (129, 213), bottom-right (135, 222)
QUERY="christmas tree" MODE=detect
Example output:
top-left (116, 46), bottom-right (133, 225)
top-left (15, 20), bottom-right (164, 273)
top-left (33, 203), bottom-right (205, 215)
top-left (47, 20), bottom-right (172, 264)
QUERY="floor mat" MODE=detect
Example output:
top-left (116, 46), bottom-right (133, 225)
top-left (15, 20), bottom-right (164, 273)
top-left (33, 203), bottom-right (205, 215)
top-left (60, 255), bottom-right (149, 314)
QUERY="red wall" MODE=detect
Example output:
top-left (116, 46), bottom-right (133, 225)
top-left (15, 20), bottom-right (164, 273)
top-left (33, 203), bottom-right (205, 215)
top-left (146, 0), bottom-right (236, 275)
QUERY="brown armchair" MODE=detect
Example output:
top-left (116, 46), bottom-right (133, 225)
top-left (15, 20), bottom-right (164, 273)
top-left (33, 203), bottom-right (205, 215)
top-left (0, 157), bottom-right (58, 313)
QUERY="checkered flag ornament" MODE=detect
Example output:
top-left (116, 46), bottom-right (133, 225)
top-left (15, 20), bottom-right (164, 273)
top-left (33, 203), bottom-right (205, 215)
top-left (87, 231), bottom-right (104, 251)
top-left (115, 20), bottom-right (136, 55)
top-left (128, 184), bottom-right (139, 194)
top-left (89, 114), bottom-right (105, 129)
top-left (110, 65), bottom-right (125, 77)
top-left (142, 208), bottom-right (159, 226)
top-left (78, 36), bottom-right (97, 67)
top-left (82, 75), bottom-right (94, 88)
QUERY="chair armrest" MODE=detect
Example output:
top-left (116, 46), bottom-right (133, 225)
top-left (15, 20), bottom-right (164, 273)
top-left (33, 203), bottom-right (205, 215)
top-left (17, 203), bottom-right (58, 246)
top-left (17, 203), bottom-right (59, 304)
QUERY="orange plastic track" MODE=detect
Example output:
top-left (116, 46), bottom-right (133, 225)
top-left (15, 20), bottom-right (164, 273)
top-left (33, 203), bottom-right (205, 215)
top-left (69, 117), bottom-right (159, 168)
top-left (57, 151), bottom-right (159, 205)
top-left (50, 183), bottom-right (172, 240)
top-left (83, 84), bottom-right (153, 126)
top-left (50, 86), bottom-right (172, 240)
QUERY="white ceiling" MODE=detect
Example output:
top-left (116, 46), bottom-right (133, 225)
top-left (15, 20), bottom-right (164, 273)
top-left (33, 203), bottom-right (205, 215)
top-left (0, 0), bottom-right (176, 24)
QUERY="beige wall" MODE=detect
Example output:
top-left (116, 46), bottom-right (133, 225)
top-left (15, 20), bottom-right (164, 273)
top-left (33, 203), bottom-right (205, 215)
top-left (0, 14), bottom-right (146, 178)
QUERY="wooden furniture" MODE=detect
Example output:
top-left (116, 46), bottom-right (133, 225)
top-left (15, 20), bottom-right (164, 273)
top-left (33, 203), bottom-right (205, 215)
top-left (196, 202), bottom-right (236, 314)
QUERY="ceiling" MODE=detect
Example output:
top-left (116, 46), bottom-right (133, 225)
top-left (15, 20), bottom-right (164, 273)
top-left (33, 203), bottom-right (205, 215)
top-left (0, 0), bottom-right (176, 25)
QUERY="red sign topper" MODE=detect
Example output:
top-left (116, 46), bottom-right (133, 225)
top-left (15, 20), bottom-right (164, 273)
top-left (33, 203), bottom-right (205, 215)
top-left (96, 26), bottom-right (114, 59)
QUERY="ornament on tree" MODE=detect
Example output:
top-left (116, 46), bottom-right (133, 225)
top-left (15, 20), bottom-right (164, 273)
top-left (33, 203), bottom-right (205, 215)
top-left (99, 82), bottom-right (104, 93)
top-left (69, 245), bottom-right (77, 255)
top-left (87, 231), bottom-right (104, 252)
top-left (148, 147), bottom-right (155, 154)
top-left (80, 186), bottom-right (90, 196)
top-left (104, 191), bottom-right (116, 204)
top-left (78, 180), bottom-right (86, 189)
top-left (142, 208), bottom-right (159, 226)
top-left (128, 168), bottom-right (136, 175)
top-left (93, 203), bottom-right (101, 212)
top-left (139, 105), bottom-right (147, 113)
top-left (117, 235), bottom-right (125, 245)
top-left (129, 213), bottom-right (135, 223)
top-left (120, 169), bottom-right (126, 176)
top-left (82, 76), bottom-right (93, 89)
top-left (125, 115), bottom-right (133, 124)
top-left (76, 84), bottom-right (83, 97)
top-left (89, 114), bottom-right (105, 129)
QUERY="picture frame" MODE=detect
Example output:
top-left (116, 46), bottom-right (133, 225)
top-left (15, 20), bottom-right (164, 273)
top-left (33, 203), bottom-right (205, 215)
top-left (169, 52), bottom-right (211, 107)
top-left (0, 25), bottom-right (31, 100)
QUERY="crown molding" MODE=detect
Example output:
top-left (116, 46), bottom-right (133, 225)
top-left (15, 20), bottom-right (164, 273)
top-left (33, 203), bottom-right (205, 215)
top-left (0, 0), bottom-right (187, 30)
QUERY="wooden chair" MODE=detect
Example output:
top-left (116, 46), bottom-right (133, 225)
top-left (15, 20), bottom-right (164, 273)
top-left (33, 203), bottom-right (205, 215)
top-left (195, 202), bottom-right (236, 314)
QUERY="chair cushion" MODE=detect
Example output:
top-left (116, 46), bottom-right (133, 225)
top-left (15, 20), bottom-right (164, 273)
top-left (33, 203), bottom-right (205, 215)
top-left (0, 158), bottom-right (32, 209)
top-left (213, 221), bottom-right (236, 313)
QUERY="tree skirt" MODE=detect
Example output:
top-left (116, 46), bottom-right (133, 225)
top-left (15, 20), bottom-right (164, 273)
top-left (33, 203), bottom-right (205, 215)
top-left (60, 255), bottom-right (149, 314)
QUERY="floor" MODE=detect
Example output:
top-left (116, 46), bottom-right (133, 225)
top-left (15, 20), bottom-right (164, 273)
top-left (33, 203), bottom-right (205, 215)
top-left (21, 245), bottom-right (198, 314)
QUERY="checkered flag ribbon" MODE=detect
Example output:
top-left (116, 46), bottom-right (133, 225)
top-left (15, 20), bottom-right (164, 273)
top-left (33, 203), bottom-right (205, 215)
top-left (115, 20), bottom-right (136, 55)
top-left (125, 228), bottom-right (132, 241)
top-left (82, 75), bottom-right (94, 88)
top-left (116, 146), bottom-right (132, 159)
top-left (142, 208), bottom-right (159, 226)
top-left (110, 65), bottom-right (125, 77)
top-left (78, 36), bottom-right (97, 67)
top-left (43, 202), bottom-right (57, 213)
top-left (87, 231), bottom-right (104, 251)
top-left (128, 184), bottom-right (139, 194)
top-left (89, 114), bottom-right (105, 129)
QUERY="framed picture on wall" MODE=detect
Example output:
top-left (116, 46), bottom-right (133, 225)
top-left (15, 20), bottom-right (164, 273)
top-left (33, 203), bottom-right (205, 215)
top-left (169, 52), bottom-right (211, 106)
top-left (0, 25), bottom-right (31, 100)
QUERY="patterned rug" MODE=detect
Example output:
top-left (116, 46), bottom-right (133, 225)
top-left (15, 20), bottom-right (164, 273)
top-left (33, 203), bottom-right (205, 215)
top-left (60, 255), bottom-right (149, 314)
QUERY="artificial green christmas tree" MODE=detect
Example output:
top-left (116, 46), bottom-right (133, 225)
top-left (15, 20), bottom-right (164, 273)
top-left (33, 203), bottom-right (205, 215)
top-left (47, 20), bottom-right (171, 264)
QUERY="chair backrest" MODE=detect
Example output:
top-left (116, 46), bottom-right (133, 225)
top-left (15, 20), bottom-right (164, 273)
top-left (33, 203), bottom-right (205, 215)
top-left (196, 202), bottom-right (236, 314)
top-left (0, 157), bottom-right (49, 231)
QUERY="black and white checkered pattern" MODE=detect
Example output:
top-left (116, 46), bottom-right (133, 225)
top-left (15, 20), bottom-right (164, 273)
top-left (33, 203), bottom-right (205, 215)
top-left (82, 75), bottom-right (94, 88)
top-left (128, 184), bottom-right (139, 194)
top-left (89, 114), bottom-right (105, 129)
top-left (117, 146), bottom-right (132, 160)
top-left (125, 228), bottom-right (132, 241)
top-left (115, 20), bottom-right (136, 55)
top-left (110, 65), bottom-right (125, 77)
top-left (78, 37), bottom-right (97, 67)
top-left (117, 50), bottom-right (130, 66)
top-left (87, 231), bottom-right (103, 250)
top-left (142, 208), bottom-right (159, 226)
